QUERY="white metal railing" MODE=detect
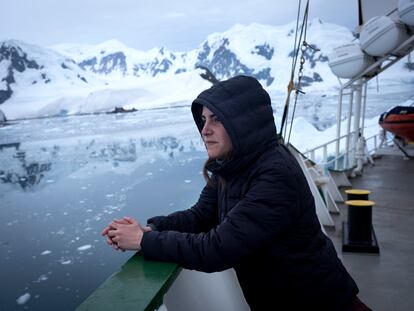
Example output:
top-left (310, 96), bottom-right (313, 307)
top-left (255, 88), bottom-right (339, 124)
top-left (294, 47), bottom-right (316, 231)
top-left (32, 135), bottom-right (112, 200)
top-left (303, 131), bottom-right (387, 170)
top-left (304, 130), bottom-right (356, 164)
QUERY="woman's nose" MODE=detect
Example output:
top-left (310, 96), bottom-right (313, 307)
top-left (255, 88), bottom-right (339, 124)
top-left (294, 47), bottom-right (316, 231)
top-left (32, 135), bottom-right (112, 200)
top-left (201, 121), bottom-right (211, 136)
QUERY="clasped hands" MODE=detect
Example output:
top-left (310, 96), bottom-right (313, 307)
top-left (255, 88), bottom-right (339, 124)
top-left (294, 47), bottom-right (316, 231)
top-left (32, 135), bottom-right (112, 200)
top-left (101, 216), bottom-right (152, 252)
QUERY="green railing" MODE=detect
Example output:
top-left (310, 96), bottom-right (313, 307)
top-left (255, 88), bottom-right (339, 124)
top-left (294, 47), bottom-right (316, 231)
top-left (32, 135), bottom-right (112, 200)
top-left (76, 254), bottom-right (181, 311)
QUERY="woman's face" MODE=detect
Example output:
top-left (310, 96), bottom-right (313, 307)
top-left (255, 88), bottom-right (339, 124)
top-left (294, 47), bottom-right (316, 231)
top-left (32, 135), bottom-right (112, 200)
top-left (201, 106), bottom-right (232, 159)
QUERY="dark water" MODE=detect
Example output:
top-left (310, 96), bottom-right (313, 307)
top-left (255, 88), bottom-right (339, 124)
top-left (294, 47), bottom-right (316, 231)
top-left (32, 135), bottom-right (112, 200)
top-left (0, 110), bottom-right (207, 310)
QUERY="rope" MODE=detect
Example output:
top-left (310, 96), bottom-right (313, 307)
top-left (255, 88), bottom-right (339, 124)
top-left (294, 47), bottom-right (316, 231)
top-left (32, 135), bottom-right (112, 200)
top-left (287, 2), bottom-right (310, 145)
top-left (279, 0), bottom-right (311, 143)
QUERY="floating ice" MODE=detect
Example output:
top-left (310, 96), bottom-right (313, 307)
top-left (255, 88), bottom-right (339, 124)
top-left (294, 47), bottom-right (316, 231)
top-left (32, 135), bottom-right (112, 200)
top-left (184, 179), bottom-right (191, 183)
top-left (105, 194), bottom-right (114, 198)
top-left (77, 245), bottom-right (92, 251)
top-left (16, 293), bottom-right (31, 305)
top-left (36, 274), bottom-right (48, 282)
top-left (41, 250), bottom-right (51, 255)
top-left (46, 179), bottom-right (54, 183)
top-left (145, 172), bottom-right (153, 176)
top-left (60, 259), bottom-right (72, 265)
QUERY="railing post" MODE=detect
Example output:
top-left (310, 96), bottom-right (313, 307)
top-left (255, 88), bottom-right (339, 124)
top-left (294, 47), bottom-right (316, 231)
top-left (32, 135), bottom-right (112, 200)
top-left (323, 145), bottom-right (328, 165)
top-left (352, 79), bottom-right (363, 168)
top-left (345, 91), bottom-right (354, 169)
top-left (335, 89), bottom-right (343, 170)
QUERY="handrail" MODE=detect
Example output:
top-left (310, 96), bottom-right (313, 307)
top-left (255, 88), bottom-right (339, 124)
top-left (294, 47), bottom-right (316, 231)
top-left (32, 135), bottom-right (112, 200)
top-left (303, 131), bottom-right (385, 168)
top-left (306, 131), bottom-right (356, 154)
top-left (76, 254), bottom-right (180, 311)
top-left (304, 130), bottom-right (357, 164)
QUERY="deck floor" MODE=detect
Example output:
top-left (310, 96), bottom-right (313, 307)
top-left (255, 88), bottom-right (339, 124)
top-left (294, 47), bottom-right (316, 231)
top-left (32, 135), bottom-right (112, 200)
top-left (326, 150), bottom-right (414, 311)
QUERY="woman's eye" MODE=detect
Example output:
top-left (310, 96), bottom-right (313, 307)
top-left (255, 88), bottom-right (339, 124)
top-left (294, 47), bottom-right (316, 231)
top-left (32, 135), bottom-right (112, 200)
top-left (212, 117), bottom-right (220, 123)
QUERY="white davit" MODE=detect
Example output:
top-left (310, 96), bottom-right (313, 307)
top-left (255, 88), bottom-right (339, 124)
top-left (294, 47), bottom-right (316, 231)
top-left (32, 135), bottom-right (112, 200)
top-left (0, 110), bottom-right (6, 125)
top-left (359, 15), bottom-right (409, 56)
top-left (398, 0), bottom-right (414, 26)
top-left (328, 43), bottom-right (375, 79)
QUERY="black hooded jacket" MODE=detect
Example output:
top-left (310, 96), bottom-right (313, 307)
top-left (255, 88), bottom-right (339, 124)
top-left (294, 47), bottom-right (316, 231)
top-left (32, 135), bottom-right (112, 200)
top-left (141, 75), bottom-right (358, 310)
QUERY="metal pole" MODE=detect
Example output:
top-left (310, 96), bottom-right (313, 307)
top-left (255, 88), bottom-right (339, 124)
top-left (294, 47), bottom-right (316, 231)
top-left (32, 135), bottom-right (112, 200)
top-left (345, 90), bottom-right (354, 168)
top-left (335, 89), bottom-right (343, 170)
top-left (360, 79), bottom-right (367, 137)
top-left (353, 79), bottom-right (363, 167)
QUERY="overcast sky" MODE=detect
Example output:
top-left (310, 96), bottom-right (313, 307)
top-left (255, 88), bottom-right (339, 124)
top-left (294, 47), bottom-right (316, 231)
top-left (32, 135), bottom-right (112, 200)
top-left (1, 0), bottom-right (358, 51)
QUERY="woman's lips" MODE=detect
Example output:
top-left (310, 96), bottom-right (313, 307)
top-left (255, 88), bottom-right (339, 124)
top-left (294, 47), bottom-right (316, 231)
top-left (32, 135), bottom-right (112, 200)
top-left (205, 141), bottom-right (217, 147)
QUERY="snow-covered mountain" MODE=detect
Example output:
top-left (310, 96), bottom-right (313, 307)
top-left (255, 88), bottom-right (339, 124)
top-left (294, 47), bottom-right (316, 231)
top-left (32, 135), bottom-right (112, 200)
top-left (52, 39), bottom-right (191, 79)
top-left (51, 19), bottom-right (356, 89)
top-left (1, 18), bottom-right (413, 119)
top-left (0, 40), bottom-right (105, 104)
top-left (49, 19), bottom-right (414, 91)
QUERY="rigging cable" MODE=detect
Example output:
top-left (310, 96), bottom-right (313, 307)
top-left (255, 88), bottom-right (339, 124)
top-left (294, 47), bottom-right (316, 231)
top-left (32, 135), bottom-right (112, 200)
top-left (279, 0), bottom-right (303, 142)
top-left (279, 0), bottom-right (317, 145)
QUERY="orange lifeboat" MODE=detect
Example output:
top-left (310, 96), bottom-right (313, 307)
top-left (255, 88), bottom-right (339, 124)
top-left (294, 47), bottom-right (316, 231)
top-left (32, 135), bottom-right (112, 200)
top-left (379, 106), bottom-right (414, 142)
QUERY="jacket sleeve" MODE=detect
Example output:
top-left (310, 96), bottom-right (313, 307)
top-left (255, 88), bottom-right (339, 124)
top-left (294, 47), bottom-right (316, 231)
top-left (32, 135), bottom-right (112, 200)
top-left (146, 181), bottom-right (219, 233)
top-left (141, 164), bottom-right (297, 272)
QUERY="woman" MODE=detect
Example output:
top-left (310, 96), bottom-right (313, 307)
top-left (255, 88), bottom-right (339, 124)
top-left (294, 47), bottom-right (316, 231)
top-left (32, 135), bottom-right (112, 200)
top-left (102, 75), bottom-right (370, 310)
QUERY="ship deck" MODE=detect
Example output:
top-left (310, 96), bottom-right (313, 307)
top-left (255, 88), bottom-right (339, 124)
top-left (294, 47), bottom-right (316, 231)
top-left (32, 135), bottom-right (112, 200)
top-left (327, 145), bottom-right (414, 311)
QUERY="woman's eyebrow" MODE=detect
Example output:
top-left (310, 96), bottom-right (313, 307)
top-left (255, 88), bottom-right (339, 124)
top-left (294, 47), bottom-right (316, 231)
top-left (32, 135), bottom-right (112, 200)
top-left (201, 113), bottom-right (216, 119)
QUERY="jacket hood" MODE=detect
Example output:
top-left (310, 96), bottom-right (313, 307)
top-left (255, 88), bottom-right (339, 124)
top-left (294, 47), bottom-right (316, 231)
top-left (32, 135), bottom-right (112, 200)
top-left (191, 75), bottom-right (277, 160)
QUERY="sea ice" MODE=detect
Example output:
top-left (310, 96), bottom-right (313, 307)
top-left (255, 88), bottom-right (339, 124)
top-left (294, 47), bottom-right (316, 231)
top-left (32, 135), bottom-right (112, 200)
top-left (77, 244), bottom-right (92, 251)
top-left (16, 293), bottom-right (31, 305)
top-left (36, 274), bottom-right (48, 282)
top-left (184, 179), bottom-right (191, 183)
top-left (60, 259), bottom-right (72, 265)
top-left (40, 250), bottom-right (51, 255)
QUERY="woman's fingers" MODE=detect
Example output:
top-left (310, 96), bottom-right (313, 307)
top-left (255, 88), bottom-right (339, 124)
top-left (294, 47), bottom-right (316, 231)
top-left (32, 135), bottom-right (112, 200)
top-left (114, 218), bottom-right (129, 224)
top-left (123, 217), bottom-right (138, 225)
top-left (101, 226), bottom-right (111, 236)
top-left (142, 226), bottom-right (152, 233)
top-left (103, 217), bottom-right (143, 252)
top-left (107, 229), bottom-right (117, 238)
